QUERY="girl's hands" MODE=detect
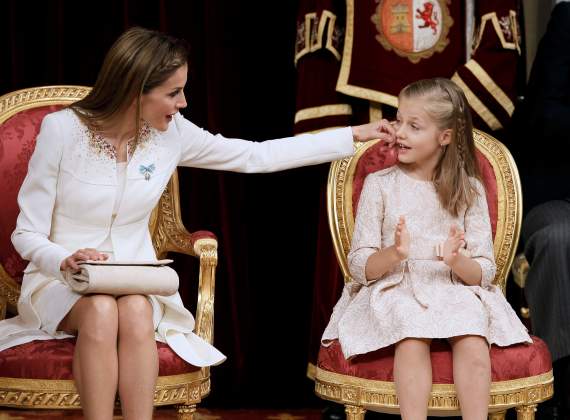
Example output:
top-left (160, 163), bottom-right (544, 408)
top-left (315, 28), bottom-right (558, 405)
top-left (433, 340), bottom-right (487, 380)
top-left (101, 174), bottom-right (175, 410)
top-left (394, 215), bottom-right (410, 260)
top-left (352, 119), bottom-right (396, 145)
top-left (442, 225), bottom-right (465, 266)
top-left (60, 248), bottom-right (108, 272)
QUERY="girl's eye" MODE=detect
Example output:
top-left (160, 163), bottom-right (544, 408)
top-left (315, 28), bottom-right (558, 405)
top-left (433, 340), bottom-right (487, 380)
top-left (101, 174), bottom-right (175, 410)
top-left (411, 124), bottom-right (419, 130)
top-left (169, 90), bottom-right (179, 98)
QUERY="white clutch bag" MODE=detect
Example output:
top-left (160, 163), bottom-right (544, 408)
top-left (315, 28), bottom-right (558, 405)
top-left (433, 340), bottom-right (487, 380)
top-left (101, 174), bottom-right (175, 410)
top-left (63, 259), bottom-right (179, 296)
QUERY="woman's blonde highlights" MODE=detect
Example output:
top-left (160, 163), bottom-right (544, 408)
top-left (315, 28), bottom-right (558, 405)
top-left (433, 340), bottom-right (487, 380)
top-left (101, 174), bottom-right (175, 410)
top-left (70, 27), bottom-right (188, 146)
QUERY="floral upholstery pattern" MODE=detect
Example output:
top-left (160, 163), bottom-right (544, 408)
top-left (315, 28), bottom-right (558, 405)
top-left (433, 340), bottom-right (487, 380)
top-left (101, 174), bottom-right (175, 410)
top-left (0, 106), bottom-right (63, 283)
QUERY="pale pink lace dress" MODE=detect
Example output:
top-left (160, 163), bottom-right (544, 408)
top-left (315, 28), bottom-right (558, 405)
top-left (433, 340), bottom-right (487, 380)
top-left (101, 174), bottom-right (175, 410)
top-left (322, 166), bottom-right (531, 359)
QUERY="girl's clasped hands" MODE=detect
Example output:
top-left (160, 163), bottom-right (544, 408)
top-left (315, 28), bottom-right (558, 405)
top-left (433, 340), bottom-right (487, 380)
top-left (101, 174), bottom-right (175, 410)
top-left (394, 215), bottom-right (466, 267)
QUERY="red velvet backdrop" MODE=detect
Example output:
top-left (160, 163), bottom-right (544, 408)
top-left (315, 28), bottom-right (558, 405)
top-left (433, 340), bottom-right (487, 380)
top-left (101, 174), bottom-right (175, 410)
top-left (0, 0), bottom-right (333, 409)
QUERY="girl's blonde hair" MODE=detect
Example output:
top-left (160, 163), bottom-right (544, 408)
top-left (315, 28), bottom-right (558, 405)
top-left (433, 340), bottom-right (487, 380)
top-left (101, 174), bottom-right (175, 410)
top-left (400, 78), bottom-right (481, 217)
top-left (70, 27), bottom-right (188, 144)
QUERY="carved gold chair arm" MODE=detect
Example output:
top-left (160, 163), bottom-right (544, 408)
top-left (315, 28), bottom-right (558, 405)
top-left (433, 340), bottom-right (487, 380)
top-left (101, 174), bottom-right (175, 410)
top-left (512, 253), bottom-right (529, 288)
top-left (512, 253), bottom-right (530, 319)
top-left (191, 234), bottom-right (218, 345)
top-left (160, 226), bottom-right (218, 345)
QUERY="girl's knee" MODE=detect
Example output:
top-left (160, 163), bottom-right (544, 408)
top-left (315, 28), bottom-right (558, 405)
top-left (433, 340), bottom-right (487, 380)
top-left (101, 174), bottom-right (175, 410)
top-left (450, 334), bottom-right (488, 348)
top-left (451, 336), bottom-right (490, 369)
top-left (396, 338), bottom-right (432, 354)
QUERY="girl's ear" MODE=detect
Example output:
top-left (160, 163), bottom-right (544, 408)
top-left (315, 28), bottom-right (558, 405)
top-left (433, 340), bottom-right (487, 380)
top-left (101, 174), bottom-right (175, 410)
top-left (439, 128), bottom-right (452, 146)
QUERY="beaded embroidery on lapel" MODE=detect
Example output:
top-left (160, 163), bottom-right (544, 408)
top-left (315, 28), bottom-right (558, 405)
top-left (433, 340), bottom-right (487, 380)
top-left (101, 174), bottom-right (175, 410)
top-left (85, 121), bottom-right (153, 160)
top-left (68, 109), bottom-right (157, 184)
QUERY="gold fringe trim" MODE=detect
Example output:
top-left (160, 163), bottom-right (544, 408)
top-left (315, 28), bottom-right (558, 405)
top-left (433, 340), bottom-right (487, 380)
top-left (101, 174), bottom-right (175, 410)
top-left (451, 73), bottom-right (502, 130)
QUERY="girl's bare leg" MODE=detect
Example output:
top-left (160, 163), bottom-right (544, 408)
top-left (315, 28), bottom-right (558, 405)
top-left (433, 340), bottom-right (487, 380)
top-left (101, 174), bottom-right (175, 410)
top-left (116, 295), bottom-right (158, 420)
top-left (59, 294), bottom-right (119, 420)
top-left (394, 338), bottom-right (432, 420)
top-left (449, 335), bottom-right (491, 420)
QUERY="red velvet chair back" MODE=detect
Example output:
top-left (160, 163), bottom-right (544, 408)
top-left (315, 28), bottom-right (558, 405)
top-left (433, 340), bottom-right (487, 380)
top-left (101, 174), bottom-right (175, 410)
top-left (0, 87), bottom-right (91, 316)
top-left (327, 130), bottom-right (521, 293)
top-left (0, 105), bottom-right (65, 285)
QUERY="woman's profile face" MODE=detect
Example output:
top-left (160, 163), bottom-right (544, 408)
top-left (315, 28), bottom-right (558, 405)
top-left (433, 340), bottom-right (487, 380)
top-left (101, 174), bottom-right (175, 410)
top-left (140, 63), bottom-right (188, 131)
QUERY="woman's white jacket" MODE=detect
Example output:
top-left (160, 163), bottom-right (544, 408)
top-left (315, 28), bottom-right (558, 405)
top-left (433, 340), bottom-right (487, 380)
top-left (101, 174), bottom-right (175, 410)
top-left (1, 109), bottom-right (354, 366)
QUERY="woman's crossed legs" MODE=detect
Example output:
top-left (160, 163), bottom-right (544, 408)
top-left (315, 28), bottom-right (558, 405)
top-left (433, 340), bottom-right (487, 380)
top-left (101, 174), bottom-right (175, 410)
top-left (58, 294), bottom-right (158, 420)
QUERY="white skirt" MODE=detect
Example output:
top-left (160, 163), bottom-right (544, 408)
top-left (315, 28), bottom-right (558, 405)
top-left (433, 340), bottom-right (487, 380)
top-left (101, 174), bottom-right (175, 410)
top-left (0, 258), bottom-right (225, 367)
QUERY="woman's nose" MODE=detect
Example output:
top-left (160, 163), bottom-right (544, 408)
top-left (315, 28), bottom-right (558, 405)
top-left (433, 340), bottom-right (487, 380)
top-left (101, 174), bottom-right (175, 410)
top-left (178, 92), bottom-right (187, 109)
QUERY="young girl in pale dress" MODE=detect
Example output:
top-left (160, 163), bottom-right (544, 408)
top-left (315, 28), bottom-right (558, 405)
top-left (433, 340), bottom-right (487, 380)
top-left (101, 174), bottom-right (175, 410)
top-left (322, 78), bottom-right (531, 420)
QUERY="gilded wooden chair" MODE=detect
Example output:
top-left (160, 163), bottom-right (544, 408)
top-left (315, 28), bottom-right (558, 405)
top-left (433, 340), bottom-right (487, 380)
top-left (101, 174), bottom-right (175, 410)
top-left (314, 131), bottom-right (554, 419)
top-left (0, 86), bottom-right (218, 419)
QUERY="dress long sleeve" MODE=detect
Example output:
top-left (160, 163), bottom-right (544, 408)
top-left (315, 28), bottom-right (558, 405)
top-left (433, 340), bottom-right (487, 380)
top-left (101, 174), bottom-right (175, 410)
top-left (464, 180), bottom-right (497, 288)
top-left (11, 114), bottom-right (70, 279)
top-left (347, 175), bottom-right (384, 285)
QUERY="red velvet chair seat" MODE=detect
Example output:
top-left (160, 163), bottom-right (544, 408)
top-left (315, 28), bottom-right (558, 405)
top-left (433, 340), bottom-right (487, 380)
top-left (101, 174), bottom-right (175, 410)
top-left (318, 336), bottom-right (552, 383)
top-left (0, 339), bottom-right (200, 380)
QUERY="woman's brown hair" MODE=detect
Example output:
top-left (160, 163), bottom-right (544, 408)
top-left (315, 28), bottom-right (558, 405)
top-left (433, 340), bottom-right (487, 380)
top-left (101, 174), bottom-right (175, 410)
top-left (399, 78), bottom-right (481, 217)
top-left (70, 27), bottom-right (188, 143)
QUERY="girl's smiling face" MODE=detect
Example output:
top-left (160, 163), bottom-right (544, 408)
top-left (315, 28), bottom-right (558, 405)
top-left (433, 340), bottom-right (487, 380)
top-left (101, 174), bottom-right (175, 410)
top-left (394, 95), bottom-right (451, 175)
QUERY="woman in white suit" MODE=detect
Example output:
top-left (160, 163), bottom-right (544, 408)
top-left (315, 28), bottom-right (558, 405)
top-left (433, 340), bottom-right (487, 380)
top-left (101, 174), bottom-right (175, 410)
top-left (0, 27), bottom-right (395, 420)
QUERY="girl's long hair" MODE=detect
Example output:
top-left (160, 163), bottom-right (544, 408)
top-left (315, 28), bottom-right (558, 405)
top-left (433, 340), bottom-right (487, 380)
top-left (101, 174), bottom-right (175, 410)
top-left (400, 78), bottom-right (481, 217)
top-left (70, 27), bottom-right (188, 144)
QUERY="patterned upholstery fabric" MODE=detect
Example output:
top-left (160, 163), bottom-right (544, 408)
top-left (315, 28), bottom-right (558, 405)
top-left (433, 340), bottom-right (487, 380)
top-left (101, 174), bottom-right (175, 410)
top-left (0, 339), bottom-right (200, 379)
top-left (319, 336), bottom-right (552, 383)
top-left (0, 106), bottom-right (63, 284)
top-left (351, 142), bottom-right (499, 238)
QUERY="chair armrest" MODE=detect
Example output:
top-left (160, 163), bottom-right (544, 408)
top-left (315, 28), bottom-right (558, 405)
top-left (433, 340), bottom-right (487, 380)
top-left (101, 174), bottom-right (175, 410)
top-left (189, 231), bottom-right (217, 256)
top-left (190, 231), bottom-right (218, 345)
top-left (164, 227), bottom-right (218, 345)
top-left (511, 253), bottom-right (530, 319)
top-left (512, 253), bottom-right (529, 288)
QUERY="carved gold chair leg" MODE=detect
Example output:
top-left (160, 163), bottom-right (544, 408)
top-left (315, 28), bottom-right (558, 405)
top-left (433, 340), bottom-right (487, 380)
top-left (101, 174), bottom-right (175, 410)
top-left (177, 403), bottom-right (196, 420)
top-left (345, 404), bottom-right (366, 420)
top-left (489, 410), bottom-right (507, 420)
top-left (515, 404), bottom-right (537, 420)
